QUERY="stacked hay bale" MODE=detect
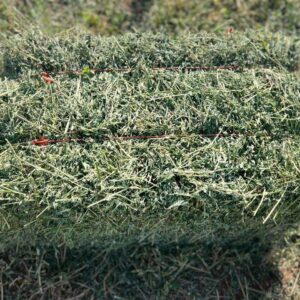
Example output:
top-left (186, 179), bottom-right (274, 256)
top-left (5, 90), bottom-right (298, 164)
top-left (0, 32), bottom-right (299, 298)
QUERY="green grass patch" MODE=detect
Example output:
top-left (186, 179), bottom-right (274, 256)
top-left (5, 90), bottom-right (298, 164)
top-left (1, 0), bottom-right (300, 36)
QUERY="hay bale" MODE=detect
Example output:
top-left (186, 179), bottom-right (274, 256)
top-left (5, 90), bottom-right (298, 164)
top-left (2, 31), bottom-right (299, 77)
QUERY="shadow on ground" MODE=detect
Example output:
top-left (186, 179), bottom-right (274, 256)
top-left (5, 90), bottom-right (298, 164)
top-left (1, 220), bottom-right (298, 299)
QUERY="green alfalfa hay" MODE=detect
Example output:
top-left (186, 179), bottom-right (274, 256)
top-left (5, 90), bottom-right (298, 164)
top-left (0, 31), bottom-right (299, 300)
top-left (1, 61), bottom-right (300, 225)
top-left (1, 133), bottom-right (299, 224)
top-left (2, 30), bottom-right (299, 78)
top-left (1, 69), bottom-right (299, 142)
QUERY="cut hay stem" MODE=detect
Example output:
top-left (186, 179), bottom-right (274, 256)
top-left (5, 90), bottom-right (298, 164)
top-left (0, 185), bottom-right (27, 197)
top-left (289, 271), bottom-right (300, 297)
top-left (263, 187), bottom-right (288, 224)
top-left (253, 189), bottom-right (267, 216)
top-left (35, 206), bottom-right (50, 220)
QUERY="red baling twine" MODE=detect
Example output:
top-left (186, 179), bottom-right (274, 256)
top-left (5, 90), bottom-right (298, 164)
top-left (56, 65), bottom-right (241, 74)
top-left (41, 65), bottom-right (241, 83)
top-left (31, 133), bottom-right (255, 147)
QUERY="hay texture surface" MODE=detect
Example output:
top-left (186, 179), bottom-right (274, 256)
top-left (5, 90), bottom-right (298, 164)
top-left (0, 32), bottom-right (300, 299)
